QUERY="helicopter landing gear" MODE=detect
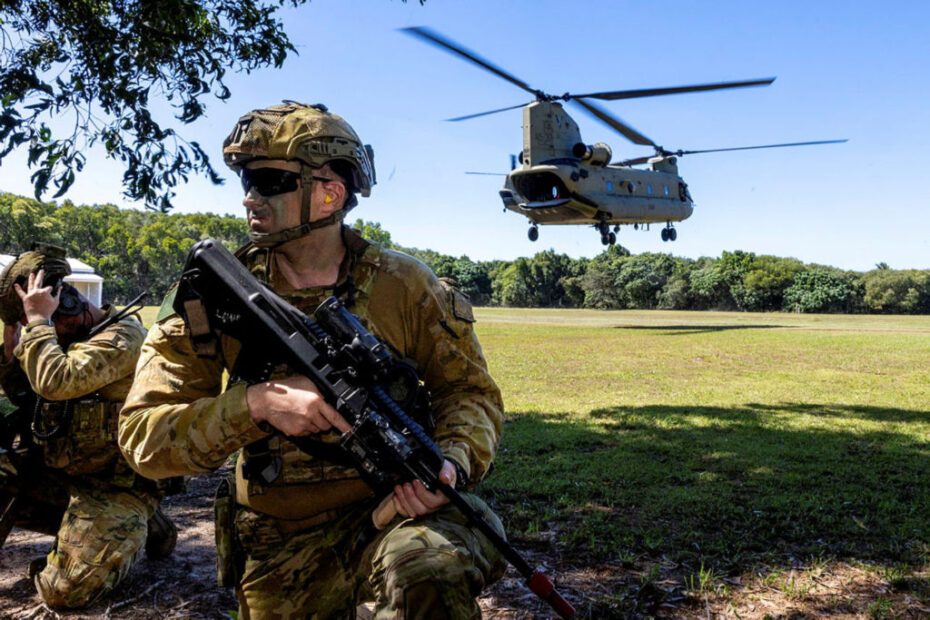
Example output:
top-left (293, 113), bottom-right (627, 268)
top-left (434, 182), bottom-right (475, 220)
top-left (661, 224), bottom-right (677, 242)
top-left (528, 225), bottom-right (539, 242)
top-left (597, 219), bottom-right (616, 245)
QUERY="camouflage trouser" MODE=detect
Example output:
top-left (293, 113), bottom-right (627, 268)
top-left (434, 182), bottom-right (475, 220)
top-left (235, 494), bottom-right (507, 619)
top-left (10, 469), bottom-right (159, 609)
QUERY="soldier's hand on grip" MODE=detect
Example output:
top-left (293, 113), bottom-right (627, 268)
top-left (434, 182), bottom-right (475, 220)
top-left (246, 375), bottom-right (352, 436)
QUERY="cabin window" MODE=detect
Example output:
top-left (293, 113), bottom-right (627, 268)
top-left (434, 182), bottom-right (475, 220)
top-left (627, 182), bottom-right (634, 194)
top-left (606, 181), bottom-right (613, 193)
top-left (664, 185), bottom-right (670, 196)
top-left (646, 184), bottom-right (653, 195)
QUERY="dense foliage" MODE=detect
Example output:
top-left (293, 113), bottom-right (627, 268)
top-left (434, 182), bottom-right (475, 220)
top-left (0, 0), bottom-right (420, 211)
top-left (1, 192), bottom-right (248, 303)
top-left (2, 192), bottom-right (928, 313)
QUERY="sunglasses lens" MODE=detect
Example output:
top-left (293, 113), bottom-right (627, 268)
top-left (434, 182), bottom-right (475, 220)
top-left (241, 168), bottom-right (300, 197)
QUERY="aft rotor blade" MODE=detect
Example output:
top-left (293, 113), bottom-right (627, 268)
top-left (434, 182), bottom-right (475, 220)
top-left (400, 27), bottom-right (538, 96)
top-left (574, 98), bottom-right (656, 146)
top-left (575, 77), bottom-right (776, 101)
top-left (447, 102), bottom-right (530, 122)
top-left (675, 139), bottom-right (848, 156)
top-left (612, 155), bottom-right (653, 166)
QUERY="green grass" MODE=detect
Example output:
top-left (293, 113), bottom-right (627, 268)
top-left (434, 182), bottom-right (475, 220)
top-left (133, 303), bottom-right (930, 602)
top-left (472, 308), bottom-right (930, 578)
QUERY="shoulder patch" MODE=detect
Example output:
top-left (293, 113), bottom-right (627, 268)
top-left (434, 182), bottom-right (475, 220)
top-left (438, 278), bottom-right (475, 323)
top-left (156, 286), bottom-right (179, 323)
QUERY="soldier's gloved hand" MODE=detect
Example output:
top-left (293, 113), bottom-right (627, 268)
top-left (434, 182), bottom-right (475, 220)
top-left (246, 374), bottom-right (352, 436)
top-left (391, 459), bottom-right (456, 518)
top-left (14, 268), bottom-right (59, 323)
top-left (2, 323), bottom-right (21, 363)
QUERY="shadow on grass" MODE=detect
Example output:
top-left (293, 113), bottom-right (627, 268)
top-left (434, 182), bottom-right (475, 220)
top-left (485, 402), bottom-right (930, 580)
top-left (613, 324), bottom-right (788, 335)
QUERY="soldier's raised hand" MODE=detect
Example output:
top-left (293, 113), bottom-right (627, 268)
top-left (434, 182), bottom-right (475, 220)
top-left (13, 268), bottom-right (59, 323)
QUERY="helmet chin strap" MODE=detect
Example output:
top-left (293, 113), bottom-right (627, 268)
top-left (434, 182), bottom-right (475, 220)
top-left (248, 164), bottom-right (345, 248)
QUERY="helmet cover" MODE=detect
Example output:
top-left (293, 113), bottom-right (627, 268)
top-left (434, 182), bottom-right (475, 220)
top-left (0, 243), bottom-right (71, 324)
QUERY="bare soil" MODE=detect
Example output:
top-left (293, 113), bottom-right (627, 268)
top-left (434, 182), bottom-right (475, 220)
top-left (2, 467), bottom-right (927, 619)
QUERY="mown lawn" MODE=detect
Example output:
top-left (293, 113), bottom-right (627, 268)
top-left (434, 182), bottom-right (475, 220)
top-left (472, 308), bottom-right (930, 615)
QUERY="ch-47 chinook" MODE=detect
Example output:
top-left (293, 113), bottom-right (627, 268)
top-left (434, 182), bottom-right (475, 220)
top-left (402, 27), bottom-right (846, 246)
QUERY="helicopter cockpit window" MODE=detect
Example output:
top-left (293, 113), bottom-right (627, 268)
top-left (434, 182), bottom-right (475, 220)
top-left (646, 184), bottom-right (653, 195)
top-left (606, 181), bottom-right (613, 193)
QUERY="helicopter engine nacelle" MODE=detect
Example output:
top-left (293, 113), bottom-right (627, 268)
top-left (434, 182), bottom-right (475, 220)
top-left (572, 142), bottom-right (612, 167)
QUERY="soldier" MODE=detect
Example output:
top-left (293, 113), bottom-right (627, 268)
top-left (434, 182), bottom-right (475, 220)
top-left (119, 101), bottom-right (507, 618)
top-left (0, 244), bottom-right (177, 609)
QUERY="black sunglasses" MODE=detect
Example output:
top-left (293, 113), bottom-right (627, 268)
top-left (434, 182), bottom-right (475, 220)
top-left (240, 168), bottom-right (334, 197)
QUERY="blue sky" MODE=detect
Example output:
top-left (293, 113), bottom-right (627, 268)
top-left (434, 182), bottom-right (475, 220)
top-left (2, 0), bottom-right (928, 271)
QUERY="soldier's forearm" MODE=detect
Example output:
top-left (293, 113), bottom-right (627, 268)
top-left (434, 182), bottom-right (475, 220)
top-left (119, 382), bottom-right (269, 478)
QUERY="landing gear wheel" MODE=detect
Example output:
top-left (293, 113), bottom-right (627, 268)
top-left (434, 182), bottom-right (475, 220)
top-left (601, 234), bottom-right (610, 246)
top-left (668, 228), bottom-right (677, 241)
top-left (661, 228), bottom-right (669, 242)
top-left (598, 220), bottom-right (609, 236)
top-left (528, 226), bottom-right (539, 242)
top-left (608, 232), bottom-right (616, 245)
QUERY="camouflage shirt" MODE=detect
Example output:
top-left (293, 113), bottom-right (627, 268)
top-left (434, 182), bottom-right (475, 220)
top-left (119, 228), bottom-right (503, 520)
top-left (0, 307), bottom-right (145, 477)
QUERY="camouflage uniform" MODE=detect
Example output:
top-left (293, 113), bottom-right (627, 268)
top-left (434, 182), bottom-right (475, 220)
top-left (0, 307), bottom-right (160, 608)
top-left (120, 227), bottom-right (507, 618)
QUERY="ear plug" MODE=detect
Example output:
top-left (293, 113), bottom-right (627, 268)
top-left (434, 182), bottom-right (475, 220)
top-left (324, 195), bottom-right (334, 204)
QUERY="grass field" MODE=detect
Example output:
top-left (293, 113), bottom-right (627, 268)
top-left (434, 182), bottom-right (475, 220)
top-left (470, 308), bottom-right (930, 616)
top-left (131, 305), bottom-right (930, 615)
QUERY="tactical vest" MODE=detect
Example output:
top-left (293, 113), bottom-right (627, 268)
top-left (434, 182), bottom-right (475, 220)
top-left (232, 228), bottom-right (378, 521)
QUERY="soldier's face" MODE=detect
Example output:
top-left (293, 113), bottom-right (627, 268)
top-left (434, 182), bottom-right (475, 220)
top-left (242, 160), bottom-right (303, 235)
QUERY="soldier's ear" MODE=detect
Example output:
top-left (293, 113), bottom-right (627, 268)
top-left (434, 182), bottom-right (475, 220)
top-left (319, 181), bottom-right (346, 215)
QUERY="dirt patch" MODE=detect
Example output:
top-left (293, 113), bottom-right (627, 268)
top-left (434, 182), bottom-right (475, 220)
top-left (2, 471), bottom-right (928, 619)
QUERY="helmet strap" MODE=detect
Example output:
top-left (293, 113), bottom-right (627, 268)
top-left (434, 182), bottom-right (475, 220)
top-left (248, 166), bottom-right (345, 248)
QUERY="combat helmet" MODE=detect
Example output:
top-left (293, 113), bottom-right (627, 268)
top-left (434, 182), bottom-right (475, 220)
top-left (0, 243), bottom-right (71, 325)
top-left (223, 101), bottom-right (376, 247)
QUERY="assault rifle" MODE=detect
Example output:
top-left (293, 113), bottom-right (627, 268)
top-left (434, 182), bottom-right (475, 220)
top-left (174, 239), bottom-right (575, 619)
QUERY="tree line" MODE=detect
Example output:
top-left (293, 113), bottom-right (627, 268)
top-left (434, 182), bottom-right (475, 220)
top-left (3, 192), bottom-right (928, 314)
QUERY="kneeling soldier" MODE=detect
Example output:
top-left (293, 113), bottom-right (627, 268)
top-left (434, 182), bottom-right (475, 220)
top-left (0, 244), bottom-right (176, 609)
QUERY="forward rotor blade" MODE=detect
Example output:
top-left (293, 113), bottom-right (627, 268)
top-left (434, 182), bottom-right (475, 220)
top-left (400, 27), bottom-right (538, 96)
top-left (465, 171), bottom-right (508, 176)
top-left (674, 139), bottom-right (848, 156)
top-left (447, 102), bottom-right (530, 122)
top-left (574, 77), bottom-right (776, 101)
top-left (573, 99), bottom-right (656, 147)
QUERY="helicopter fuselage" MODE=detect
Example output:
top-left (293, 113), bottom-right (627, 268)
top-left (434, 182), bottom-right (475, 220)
top-left (497, 101), bottom-right (693, 229)
top-left (501, 161), bottom-right (693, 226)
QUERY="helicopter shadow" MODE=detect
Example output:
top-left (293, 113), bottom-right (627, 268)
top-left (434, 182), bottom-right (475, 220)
top-left (613, 324), bottom-right (787, 335)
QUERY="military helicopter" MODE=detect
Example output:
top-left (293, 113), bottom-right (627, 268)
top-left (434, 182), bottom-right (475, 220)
top-left (402, 27), bottom-right (846, 246)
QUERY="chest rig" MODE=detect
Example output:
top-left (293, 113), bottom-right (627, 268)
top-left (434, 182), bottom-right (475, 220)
top-left (234, 227), bottom-right (371, 486)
